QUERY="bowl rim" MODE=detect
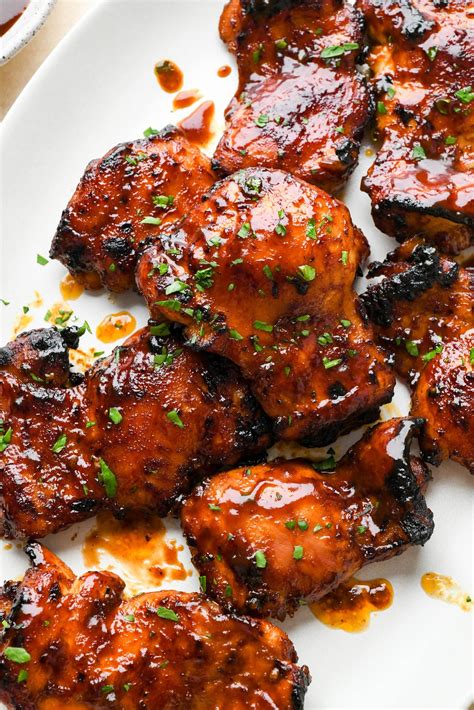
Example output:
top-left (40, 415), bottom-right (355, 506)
top-left (0, 0), bottom-right (57, 65)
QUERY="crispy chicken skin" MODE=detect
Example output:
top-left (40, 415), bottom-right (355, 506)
top-left (0, 544), bottom-right (310, 709)
top-left (411, 330), bottom-right (474, 473)
top-left (50, 126), bottom-right (215, 291)
top-left (182, 418), bottom-right (434, 619)
top-left (0, 327), bottom-right (270, 539)
top-left (137, 168), bottom-right (395, 446)
top-left (357, 0), bottom-right (474, 253)
top-left (362, 240), bottom-right (474, 383)
top-left (212, 0), bottom-right (372, 193)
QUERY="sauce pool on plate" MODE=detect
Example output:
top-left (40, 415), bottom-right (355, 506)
top-left (173, 88), bottom-right (201, 110)
top-left (178, 100), bottom-right (215, 147)
top-left (96, 311), bottom-right (136, 343)
top-left (217, 64), bottom-right (232, 77)
top-left (154, 59), bottom-right (184, 93)
top-left (60, 273), bottom-right (84, 301)
top-left (0, 0), bottom-right (29, 37)
top-left (421, 573), bottom-right (472, 611)
top-left (310, 577), bottom-right (394, 632)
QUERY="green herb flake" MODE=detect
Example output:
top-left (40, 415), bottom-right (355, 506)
top-left (313, 523), bottom-right (323, 533)
top-left (321, 42), bottom-right (359, 60)
top-left (229, 328), bottom-right (244, 341)
top-left (101, 685), bottom-right (114, 694)
top-left (377, 101), bottom-right (387, 115)
top-left (306, 218), bottom-right (317, 240)
top-left (422, 343), bottom-right (443, 362)
top-left (341, 250), bottom-right (348, 266)
top-left (340, 319), bottom-right (351, 328)
top-left (254, 320), bottom-right (273, 332)
top-left (166, 410), bottom-right (184, 428)
top-left (238, 222), bottom-right (251, 239)
top-left (156, 606), bottom-right (179, 622)
top-left (108, 407), bottom-right (123, 425)
top-left (208, 504), bottom-right (221, 512)
top-left (454, 86), bottom-right (474, 104)
top-left (411, 143), bottom-right (426, 161)
top-left (152, 195), bottom-right (175, 209)
top-left (357, 525), bottom-right (367, 534)
top-left (255, 550), bottom-right (267, 569)
top-left (405, 340), bottom-right (419, 357)
top-left (275, 38), bottom-right (288, 50)
top-left (150, 323), bottom-right (171, 336)
top-left (293, 545), bottom-right (304, 560)
top-left (51, 433), bottom-right (67, 453)
top-left (297, 264), bottom-right (316, 281)
top-left (445, 135), bottom-right (457, 145)
top-left (426, 46), bottom-right (438, 61)
top-left (322, 357), bottom-right (342, 369)
top-left (199, 575), bottom-right (207, 593)
top-left (255, 114), bottom-right (269, 128)
top-left (36, 254), bottom-right (49, 266)
top-left (123, 614), bottom-right (135, 622)
top-left (17, 670), bottom-right (28, 684)
top-left (297, 520), bottom-right (308, 531)
top-left (141, 216), bottom-right (162, 226)
top-left (98, 458), bottom-right (118, 498)
top-left (155, 299), bottom-right (181, 312)
top-left (3, 647), bottom-right (31, 664)
top-left (285, 520), bottom-right (296, 530)
top-left (143, 126), bottom-right (159, 138)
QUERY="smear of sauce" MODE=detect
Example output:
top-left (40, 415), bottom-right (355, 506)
top-left (60, 273), bottom-right (84, 301)
top-left (12, 313), bottom-right (33, 337)
top-left (3, 543), bottom-right (12, 550)
top-left (154, 59), bottom-right (183, 93)
top-left (365, 148), bottom-right (374, 157)
top-left (311, 577), bottom-right (394, 632)
top-left (178, 100), bottom-right (215, 147)
top-left (44, 302), bottom-right (74, 328)
top-left (96, 311), bottom-right (136, 343)
top-left (173, 88), bottom-right (202, 110)
top-left (0, 0), bottom-right (29, 37)
top-left (69, 347), bottom-right (98, 372)
top-left (83, 511), bottom-right (190, 593)
top-left (421, 573), bottom-right (472, 611)
top-left (217, 64), bottom-right (232, 77)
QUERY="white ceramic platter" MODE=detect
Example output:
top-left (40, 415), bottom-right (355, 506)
top-left (0, 1), bottom-right (472, 708)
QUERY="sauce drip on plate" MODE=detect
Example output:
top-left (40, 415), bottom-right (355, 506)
top-left (217, 65), bottom-right (232, 77)
top-left (421, 573), bottom-right (472, 611)
top-left (96, 311), bottom-right (136, 343)
top-left (310, 577), bottom-right (393, 632)
top-left (173, 88), bottom-right (201, 110)
top-left (0, 1), bottom-right (29, 37)
top-left (60, 273), bottom-right (84, 301)
top-left (83, 511), bottom-right (190, 592)
top-left (154, 59), bottom-right (184, 93)
top-left (178, 100), bottom-right (215, 147)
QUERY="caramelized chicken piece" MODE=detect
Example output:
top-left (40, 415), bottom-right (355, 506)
top-left (212, 0), bottom-right (371, 193)
top-left (411, 330), bottom-right (474, 473)
top-left (50, 126), bottom-right (215, 291)
top-left (0, 327), bottom-right (269, 538)
top-left (137, 168), bottom-right (395, 446)
top-left (357, 0), bottom-right (474, 253)
top-left (182, 418), bottom-right (433, 619)
top-left (361, 241), bottom-right (474, 383)
top-left (0, 544), bottom-right (310, 709)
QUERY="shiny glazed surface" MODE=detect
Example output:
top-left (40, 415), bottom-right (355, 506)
top-left (213, 0), bottom-right (371, 193)
top-left (182, 418), bottom-right (433, 619)
top-left (0, 327), bottom-right (270, 538)
top-left (137, 167), bottom-right (395, 446)
top-left (0, 544), bottom-right (310, 709)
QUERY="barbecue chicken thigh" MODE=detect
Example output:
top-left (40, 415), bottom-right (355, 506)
top-left (357, 0), bottom-right (474, 253)
top-left (213, 0), bottom-right (371, 193)
top-left (50, 126), bottom-right (215, 291)
top-left (0, 327), bottom-right (269, 539)
top-left (362, 240), bottom-right (473, 472)
top-left (137, 168), bottom-right (395, 446)
top-left (182, 418), bottom-right (434, 619)
top-left (0, 544), bottom-right (310, 709)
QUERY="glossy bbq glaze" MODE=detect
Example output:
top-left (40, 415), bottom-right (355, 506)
top-left (154, 59), bottom-right (184, 93)
top-left (181, 418), bottom-right (433, 619)
top-left (136, 167), bottom-right (395, 446)
top-left (357, 0), bottom-right (474, 253)
top-left (177, 100), bottom-right (215, 147)
top-left (49, 126), bottom-right (215, 292)
top-left (310, 576), bottom-right (393, 632)
top-left (212, 0), bottom-right (372, 193)
top-left (0, 544), bottom-right (310, 709)
top-left (362, 240), bottom-right (474, 384)
top-left (411, 329), bottom-right (474, 473)
top-left (0, 326), bottom-right (270, 538)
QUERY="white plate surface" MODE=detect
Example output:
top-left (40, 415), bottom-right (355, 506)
top-left (0, 1), bottom-right (472, 708)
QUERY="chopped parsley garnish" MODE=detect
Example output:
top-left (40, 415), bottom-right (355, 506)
top-left (255, 550), bottom-right (267, 569)
top-left (306, 218), bottom-right (317, 240)
top-left (422, 343), bottom-right (443, 361)
top-left (51, 433), bottom-right (67, 453)
top-left (285, 520), bottom-right (296, 530)
top-left (255, 114), bottom-right (269, 128)
top-left (108, 407), bottom-right (123, 425)
top-left (357, 525), bottom-right (367, 534)
top-left (165, 279), bottom-right (189, 296)
top-left (297, 264), bottom-right (316, 281)
top-left (425, 46), bottom-right (438, 61)
top-left (150, 323), bottom-right (171, 336)
top-left (17, 669), bottom-right (28, 683)
top-left (313, 523), bottom-right (323, 533)
top-left (445, 135), bottom-right (457, 145)
top-left (98, 458), bottom-right (118, 497)
top-left (123, 614), bottom-right (135, 622)
top-left (254, 320), bottom-right (273, 332)
top-left (156, 606), bottom-right (179, 622)
top-left (166, 409), bottom-right (184, 428)
top-left (143, 126), bottom-right (159, 138)
top-left (293, 545), bottom-right (304, 560)
top-left (377, 101), bottom-right (387, 115)
top-left (263, 265), bottom-right (273, 280)
top-left (411, 143), bottom-right (426, 161)
top-left (387, 86), bottom-right (396, 99)
top-left (405, 340), bottom-right (419, 357)
top-left (340, 319), bottom-right (351, 328)
top-left (341, 250), bottom-right (348, 266)
top-left (208, 504), bottom-right (221, 511)
top-left (199, 575), bottom-right (207, 593)
top-left (322, 357), bottom-right (342, 369)
top-left (0, 298), bottom-right (9, 306)
top-left (155, 299), bottom-right (181, 312)
top-left (141, 216), bottom-right (162, 226)
top-left (321, 42), bottom-right (359, 59)
top-left (275, 210), bottom-right (287, 236)
top-left (36, 254), bottom-right (48, 266)
top-left (454, 86), bottom-right (474, 104)
top-left (252, 44), bottom-right (264, 63)
top-left (275, 38), bottom-right (287, 50)
top-left (313, 455), bottom-right (336, 471)
top-left (469, 347), bottom-right (474, 365)
top-left (0, 427), bottom-right (13, 452)
top-left (229, 329), bottom-right (243, 340)
top-left (101, 685), bottom-right (114, 694)
top-left (3, 647), bottom-right (31, 664)
top-left (85, 421), bottom-right (96, 429)
top-left (297, 520), bottom-right (308, 531)
top-left (238, 222), bottom-right (251, 239)
top-left (152, 195), bottom-right (175, 209)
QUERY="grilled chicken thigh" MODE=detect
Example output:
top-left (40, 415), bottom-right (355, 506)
top-left (182, 418), bottom-right (434, 619)
top-left (50, 126), bottom-right (215, 291)
top-left (213, 0), bottom-right (371, 192)
top-left (0, 544), bottom-right (310, 709)
top-left (0, 327), bottom-right (270, 538)
top-left (362, 241), bottom-right (473, 472)
top-left (358, 0), bottom-right (474, 252)
top-left (137, 168), bottom-right (395, 446)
